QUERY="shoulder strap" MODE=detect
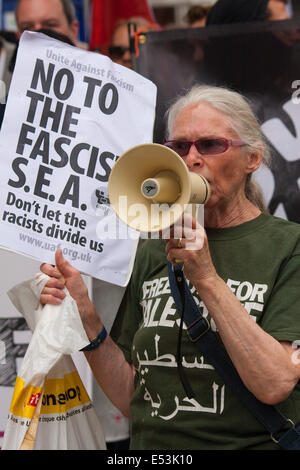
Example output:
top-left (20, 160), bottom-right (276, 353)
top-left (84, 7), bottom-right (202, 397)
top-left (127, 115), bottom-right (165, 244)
top-left (168, 262), bottom-right (300, 450)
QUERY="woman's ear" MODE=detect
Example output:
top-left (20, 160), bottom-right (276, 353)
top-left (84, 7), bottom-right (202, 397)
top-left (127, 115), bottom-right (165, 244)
top-left (246, 143), bottom-right (263, 174)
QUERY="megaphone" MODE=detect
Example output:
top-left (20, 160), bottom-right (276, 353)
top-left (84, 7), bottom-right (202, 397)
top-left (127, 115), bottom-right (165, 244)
top-left (108, 143), bottom-right (210, 233)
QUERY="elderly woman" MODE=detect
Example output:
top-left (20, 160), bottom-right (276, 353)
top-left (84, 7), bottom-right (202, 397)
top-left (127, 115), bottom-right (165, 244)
top-left (41, 85), bottom-right (300, 450)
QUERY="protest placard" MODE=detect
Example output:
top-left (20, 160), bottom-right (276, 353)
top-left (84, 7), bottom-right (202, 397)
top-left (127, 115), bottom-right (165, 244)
top-left (0, 32), bottom-right (157, 286)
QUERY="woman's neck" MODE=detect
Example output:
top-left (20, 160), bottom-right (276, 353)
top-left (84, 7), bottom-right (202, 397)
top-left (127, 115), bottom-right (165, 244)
top-left (204, 197), bottom-right (261, 229)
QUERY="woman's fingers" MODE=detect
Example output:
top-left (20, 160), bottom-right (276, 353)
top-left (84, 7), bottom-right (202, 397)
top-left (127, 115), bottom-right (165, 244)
top-left (55, 248), bottom-right (78, 278)
top-left (40, 286), bottom-right (66, 305)
top-left (39, 251), bottom-right (68, 305)
top-left (45, 276), bottom-right (65, 289)
top-left (39, 249), bottom-right (87, 306)
top-left (40, 249), bottom-right (74, 280)
top-left (40, 262), bottom-right (63, 279)
top-left (165, 222), bottom-right (205, 260)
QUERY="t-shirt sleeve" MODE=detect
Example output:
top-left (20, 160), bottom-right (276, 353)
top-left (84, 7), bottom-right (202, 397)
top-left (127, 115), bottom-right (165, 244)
top-left (110, 278), bottom-right (142, 364)
top-left (259, 252), bottom-right (300, 342)
top-left (110, 242), bottom-right (148, 363)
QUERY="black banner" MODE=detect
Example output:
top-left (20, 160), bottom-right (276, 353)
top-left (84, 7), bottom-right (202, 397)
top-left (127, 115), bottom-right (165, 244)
top-left (134, 19), bottom-right (300, 223)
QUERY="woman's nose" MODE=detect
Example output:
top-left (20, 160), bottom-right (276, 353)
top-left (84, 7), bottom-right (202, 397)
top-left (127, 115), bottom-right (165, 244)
top-left (184, 144), bottom-right (204, 170)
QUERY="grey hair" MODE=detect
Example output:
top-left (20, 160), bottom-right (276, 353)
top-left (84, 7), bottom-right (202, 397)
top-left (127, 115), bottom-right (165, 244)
top-left (166, 85), bottom-right (271, 211)
top-left (15, 0), bottom-right (77, 26)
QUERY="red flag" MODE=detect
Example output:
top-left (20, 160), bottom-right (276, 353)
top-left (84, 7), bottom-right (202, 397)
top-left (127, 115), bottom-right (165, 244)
top-left (90, 0), bottom-right (157, 52)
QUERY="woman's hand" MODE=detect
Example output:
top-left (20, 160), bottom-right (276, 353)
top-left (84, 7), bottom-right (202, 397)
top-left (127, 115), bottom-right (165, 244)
top-left (164, 212), bottom-right (217, 285)
top-left (40, 256), bottom-right (66, 306)
top-left (40, 249), bottom-right (100, 337)
top-left (40, 248), bottom-right (89, 306)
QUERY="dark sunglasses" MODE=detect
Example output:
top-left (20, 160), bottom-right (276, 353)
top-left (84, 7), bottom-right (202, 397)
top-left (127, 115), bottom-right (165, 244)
top-left (163, 137), bottom-right (246, 157)
top-left (108, 46), bottom-right (130, 58)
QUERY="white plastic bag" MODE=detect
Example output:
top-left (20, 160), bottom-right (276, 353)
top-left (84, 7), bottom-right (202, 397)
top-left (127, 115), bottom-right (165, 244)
top-left (2, 274), bottom-right (106, 450)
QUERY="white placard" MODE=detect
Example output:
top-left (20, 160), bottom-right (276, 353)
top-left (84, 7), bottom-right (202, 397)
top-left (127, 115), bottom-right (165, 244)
top-left (0, 31), bottom-right (157, 286)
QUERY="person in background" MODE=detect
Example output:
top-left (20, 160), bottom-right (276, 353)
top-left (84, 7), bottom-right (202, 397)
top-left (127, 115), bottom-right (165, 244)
top-left (0, 0), bottom-right (80, 95)
top-left (0, 28), bottom-right (75, 129)
top-left (183, 4), bottom-right (212, 66)
top-left (0, 31), bottom-right (18, 91)
top-left (109, 17), bottom-right (158, 69)
top-left (267, 0), bottom-right (291, 19)
top-left (185, 5), bottom-right (212, 28)
top-left (206, 0), bottom-right (290, 24)
top-left (15, 0), bottom-right (79, 46)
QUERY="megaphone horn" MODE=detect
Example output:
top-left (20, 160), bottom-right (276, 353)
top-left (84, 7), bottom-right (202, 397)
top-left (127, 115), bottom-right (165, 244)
top-left (108, 143), bottom-right (210, 233)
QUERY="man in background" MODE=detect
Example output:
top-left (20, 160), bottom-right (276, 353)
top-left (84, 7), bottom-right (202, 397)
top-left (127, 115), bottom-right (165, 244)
top-left (0, 0), bottom-right (79, 93)
top-left (185, 5), bottom-right (212, 28)
top-left (15, 0), bottom-right (79, 45)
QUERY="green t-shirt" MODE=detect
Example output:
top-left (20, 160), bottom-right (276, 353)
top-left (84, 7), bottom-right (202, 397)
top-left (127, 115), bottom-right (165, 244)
top-left (111, 213), bottom-right (300, 450)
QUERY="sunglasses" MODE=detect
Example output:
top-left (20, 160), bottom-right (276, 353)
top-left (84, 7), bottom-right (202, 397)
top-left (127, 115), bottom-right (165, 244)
top-left (163, 137), bottom-right (246, 157)
top-left (108, 46), bottom-right (130, 58)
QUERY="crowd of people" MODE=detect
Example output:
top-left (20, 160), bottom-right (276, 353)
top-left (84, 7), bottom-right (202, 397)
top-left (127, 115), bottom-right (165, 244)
top-left (0, 0), bottom-right (293, 90)
top-left (0, 0), bottom-right (299, 452)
